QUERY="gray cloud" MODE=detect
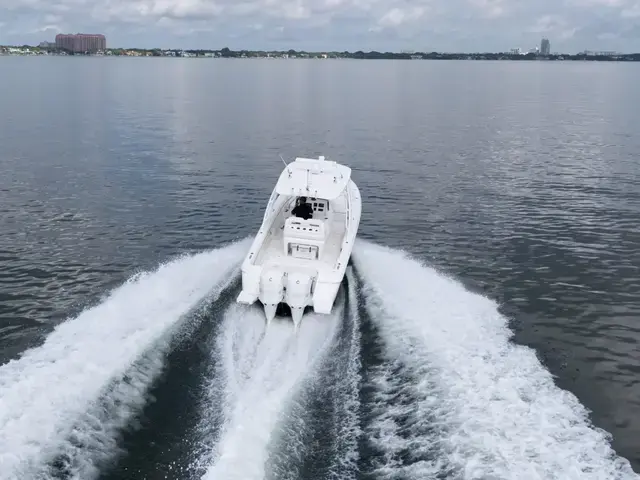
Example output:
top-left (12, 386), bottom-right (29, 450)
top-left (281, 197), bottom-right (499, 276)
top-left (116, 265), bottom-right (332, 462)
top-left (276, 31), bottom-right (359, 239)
top-left (1, 0), bottom-right (640, 52)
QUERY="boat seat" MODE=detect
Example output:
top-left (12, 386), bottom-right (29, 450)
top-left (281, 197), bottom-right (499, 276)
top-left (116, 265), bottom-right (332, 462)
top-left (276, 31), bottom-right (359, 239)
top-left (284, 217), bottom-right (329, 259)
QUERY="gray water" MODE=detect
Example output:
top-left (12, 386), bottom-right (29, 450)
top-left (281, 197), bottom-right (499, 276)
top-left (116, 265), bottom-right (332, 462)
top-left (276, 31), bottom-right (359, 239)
top-left (1, 57), bottom-right (639, 479)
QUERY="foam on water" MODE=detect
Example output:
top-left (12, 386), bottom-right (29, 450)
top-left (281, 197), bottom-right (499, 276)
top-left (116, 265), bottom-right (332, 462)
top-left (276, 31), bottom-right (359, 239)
top-left (353, 239), bottom-right (639, 480)
top-left (325, 268), bottom-right (362, 479)
top-left (200, 301), bottom-right (342, 480)
top-left (46, 343), bottom-right (168, 480)
top-left (0, 240), bottom-right (249, 480)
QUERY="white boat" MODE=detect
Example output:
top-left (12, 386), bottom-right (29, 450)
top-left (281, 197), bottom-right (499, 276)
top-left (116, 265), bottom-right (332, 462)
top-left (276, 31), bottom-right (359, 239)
top-left (237, 155), bottom-right (361, 329)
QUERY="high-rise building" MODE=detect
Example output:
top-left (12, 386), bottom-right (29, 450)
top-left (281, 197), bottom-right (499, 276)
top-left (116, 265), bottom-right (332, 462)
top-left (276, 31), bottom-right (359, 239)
top-left (55, 34), bottom-right (106, 53)
top-left (540, 38), bottom-right (551, 56)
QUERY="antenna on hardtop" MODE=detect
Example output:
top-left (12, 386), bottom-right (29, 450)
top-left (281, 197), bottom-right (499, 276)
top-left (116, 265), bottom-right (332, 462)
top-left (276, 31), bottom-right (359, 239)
top-left (280, 154), bottom-right (293, 177)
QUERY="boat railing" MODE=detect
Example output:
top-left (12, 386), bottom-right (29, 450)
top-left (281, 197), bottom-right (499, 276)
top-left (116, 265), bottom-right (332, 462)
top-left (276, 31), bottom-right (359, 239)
top-left (345, 191), bottom-right (351, 231)
top-left (334, 182), bottom-right (359, 271)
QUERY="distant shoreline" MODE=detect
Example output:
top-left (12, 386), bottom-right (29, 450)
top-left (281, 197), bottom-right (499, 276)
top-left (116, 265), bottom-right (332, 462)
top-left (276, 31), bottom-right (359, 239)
top-left (1, 46), bottom-right (639, 61)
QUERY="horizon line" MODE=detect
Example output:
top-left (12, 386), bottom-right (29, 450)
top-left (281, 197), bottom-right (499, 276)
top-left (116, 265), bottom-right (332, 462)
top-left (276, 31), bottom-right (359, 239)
top-left (0, 43), bottom-right (634, 56)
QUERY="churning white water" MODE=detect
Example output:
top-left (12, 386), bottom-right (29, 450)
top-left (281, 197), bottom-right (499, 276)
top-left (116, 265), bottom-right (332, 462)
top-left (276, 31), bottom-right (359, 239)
top-left (199, 300), bottom-right (342, 480)
top-left (0, 240), bottom-right (248, 480)
top-left (353, 239), bottom-right (638, 480)
top-left (3, 236), bottom-right (637, 480)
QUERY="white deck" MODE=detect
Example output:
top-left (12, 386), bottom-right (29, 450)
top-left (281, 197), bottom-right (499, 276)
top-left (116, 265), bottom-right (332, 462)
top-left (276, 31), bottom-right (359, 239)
top-left (254, 192), bottom-right (347, 273)
top-left (255, 216), bottom-right (346, 274)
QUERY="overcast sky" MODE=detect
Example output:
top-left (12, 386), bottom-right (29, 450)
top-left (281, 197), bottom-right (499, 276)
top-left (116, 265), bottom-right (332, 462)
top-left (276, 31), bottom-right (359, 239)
top-left (1, 0), bottom-right (639, 52)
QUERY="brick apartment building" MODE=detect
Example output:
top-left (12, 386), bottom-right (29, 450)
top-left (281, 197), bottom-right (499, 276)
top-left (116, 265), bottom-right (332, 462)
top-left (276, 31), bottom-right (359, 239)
top-left (55, 34), bottom-right (106, 53)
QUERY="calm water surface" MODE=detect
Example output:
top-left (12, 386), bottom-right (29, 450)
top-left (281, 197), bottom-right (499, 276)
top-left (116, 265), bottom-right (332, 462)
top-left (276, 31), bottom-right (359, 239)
top-left (1, 57), bottom-right (639, 477)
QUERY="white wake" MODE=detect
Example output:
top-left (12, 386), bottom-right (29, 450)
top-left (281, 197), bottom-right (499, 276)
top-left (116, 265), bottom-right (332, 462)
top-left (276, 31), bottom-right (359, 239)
top-left (199, 301), bottom-right (342, 480)
top-left (0, 240), bottom-right (248, 480)
top-left (353, 239), bottom-right (638, 480)
top-left (325, 268), bottom-right (362, 479)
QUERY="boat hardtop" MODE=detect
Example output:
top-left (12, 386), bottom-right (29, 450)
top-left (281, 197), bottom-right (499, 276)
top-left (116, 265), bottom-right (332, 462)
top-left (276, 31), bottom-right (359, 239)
top-left (237, 155), bottom-right (361, 329)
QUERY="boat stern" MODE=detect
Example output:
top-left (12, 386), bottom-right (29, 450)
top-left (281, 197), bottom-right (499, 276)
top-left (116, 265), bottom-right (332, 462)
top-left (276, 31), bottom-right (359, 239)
top-left (236, 263), bottom-right (261, 305)
top-left (311, 281), bottom-right (341, 315)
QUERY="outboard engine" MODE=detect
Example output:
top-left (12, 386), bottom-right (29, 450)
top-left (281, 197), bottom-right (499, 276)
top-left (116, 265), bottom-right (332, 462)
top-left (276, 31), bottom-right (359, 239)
top-left (260, 268), bottom-right (285, 324)
top-left (285, 272), bottom-right (313, 330)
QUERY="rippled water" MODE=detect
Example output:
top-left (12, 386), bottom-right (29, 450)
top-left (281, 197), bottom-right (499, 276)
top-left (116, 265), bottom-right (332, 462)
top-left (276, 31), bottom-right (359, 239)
top-left (1, 57), bottom-right (639, 474)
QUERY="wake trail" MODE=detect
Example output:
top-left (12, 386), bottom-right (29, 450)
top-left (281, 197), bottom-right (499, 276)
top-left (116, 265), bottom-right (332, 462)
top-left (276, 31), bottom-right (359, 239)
top-left (273, 268), bottom-right (363, 480)
top-left (0, 239), bottom-right (249, 480)
top-left (353, 239), bottom-right (639, 480)
top-left (325, 267), bottom-right (362, 480)
top-left (198, 300), bottom-right (342, 480)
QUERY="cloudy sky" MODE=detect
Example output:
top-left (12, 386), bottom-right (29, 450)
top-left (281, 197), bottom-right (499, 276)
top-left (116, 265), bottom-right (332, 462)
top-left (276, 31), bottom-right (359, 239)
top-left (1, 0), bottom-right (639, 52)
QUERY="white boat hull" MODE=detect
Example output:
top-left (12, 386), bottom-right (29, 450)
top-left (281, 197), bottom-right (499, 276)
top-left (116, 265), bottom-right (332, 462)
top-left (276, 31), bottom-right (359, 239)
top-left (236, 156), bottom-right (361, 329)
